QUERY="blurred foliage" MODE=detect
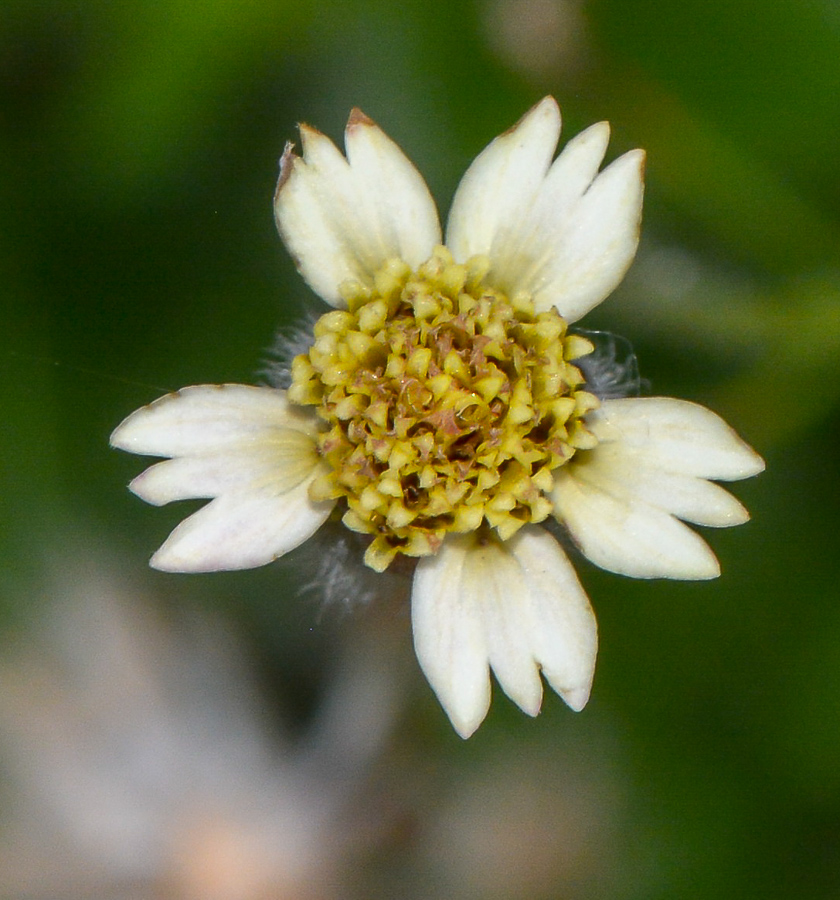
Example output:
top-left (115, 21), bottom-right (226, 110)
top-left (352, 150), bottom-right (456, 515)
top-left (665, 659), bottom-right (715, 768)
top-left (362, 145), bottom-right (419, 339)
top-left (2, 0), bottom-right (840, 898)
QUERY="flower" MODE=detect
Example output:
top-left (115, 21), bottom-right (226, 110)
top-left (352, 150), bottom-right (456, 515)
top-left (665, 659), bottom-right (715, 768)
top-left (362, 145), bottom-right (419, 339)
top-left (111, 98), bottom-right (764, 738)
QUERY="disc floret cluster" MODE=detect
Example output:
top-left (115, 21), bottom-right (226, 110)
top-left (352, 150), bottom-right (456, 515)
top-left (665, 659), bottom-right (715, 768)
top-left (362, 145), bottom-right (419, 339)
top-left (289, 246), bottom-right (599, 571)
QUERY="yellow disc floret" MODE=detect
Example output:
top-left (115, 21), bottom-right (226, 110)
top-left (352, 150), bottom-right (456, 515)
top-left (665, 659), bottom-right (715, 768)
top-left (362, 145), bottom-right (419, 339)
top-left (288, 246), bottom-right (599, 571)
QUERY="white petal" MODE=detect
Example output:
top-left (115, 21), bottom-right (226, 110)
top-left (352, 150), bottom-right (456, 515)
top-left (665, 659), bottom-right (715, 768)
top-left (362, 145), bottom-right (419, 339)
top-left (473, 122), bottom-right (611, 300)
top-left (411, 537), bottom-right (491, 738)
top-left (412, 528), bottom-right (597, 738)
top-left (551, 397), bottom-right (764, 579)
top-left (149, 469), bottom-right (333, 573)
top-left (577, 443), bottom-right (750, 527)
top-left (588, 398), bottom-right (766, 481)
top-left (501, 529), bottom-right (598, 712)
top-left (344, 112), bottom-right (443, 269)
top-left (463, 540), bottom-right (545, 718)
top-left (112, 384), bottom-right (335, 573)
top-left (110, 384), bottom-right (319, 457)
top-left (445, 97), bottom-right (644, 323)
top-left (552, 466), bottom-right (721, 579)
top-left (274, 111), bottom-right (441, 307)
top-left (527, 149), bottom-right (645, 321)
top-left (534, 121), bottom-right (612, 215)
top-left (446, 97), bottom-right (562, 265)
top-left (129, 429), bottom-right (323, 505)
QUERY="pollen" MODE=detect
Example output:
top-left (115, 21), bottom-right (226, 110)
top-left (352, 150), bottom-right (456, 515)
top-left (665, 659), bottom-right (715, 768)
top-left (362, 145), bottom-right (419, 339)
top-left (288, 246), bottom-right (599, 571)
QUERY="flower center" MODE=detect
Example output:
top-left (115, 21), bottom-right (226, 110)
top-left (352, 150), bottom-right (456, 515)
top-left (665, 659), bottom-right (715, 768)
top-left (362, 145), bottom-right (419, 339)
top-left (288, 246), bottom-right (599, 571)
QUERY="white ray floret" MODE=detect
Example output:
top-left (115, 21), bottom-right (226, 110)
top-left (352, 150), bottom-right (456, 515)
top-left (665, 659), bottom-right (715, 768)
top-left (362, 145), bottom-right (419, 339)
top-left (111, 385), bottom-right (334, 572)
top-left (445, 97), bottom-right (563, 269)
top-left (412, 527), bottom-right (597, 738)
top-left (446, 96), bottom-right (645, 323)
top-left (551, 398), bottom-right (765, 579)
top-left (274, 111), bottom-right (441, 308)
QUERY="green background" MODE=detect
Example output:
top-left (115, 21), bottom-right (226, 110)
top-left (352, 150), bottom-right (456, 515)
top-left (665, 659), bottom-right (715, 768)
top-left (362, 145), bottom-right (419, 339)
top-left (2, 1), bottom-right (839, 897)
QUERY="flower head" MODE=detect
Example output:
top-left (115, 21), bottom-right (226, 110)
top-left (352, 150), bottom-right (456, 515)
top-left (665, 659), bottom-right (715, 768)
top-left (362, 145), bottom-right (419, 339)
top-left (112, 98), bottom-right (764, 737)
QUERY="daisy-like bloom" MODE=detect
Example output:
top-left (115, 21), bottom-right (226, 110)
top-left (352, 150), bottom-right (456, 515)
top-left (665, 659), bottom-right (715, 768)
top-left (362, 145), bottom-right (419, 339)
top-left (111, 98), bottom-right (764, 738)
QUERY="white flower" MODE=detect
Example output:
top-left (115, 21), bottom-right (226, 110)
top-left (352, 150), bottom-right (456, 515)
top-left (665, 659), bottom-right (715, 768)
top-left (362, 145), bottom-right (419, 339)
top-left (112, 98), bottom-right (764, 738)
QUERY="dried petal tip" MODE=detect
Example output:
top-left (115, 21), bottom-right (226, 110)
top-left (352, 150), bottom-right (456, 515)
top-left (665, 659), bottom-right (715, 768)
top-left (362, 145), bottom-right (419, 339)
top-left (347, 107), bottom-right (376, 128)
top-left (274, 141), bottom-right (298, 202)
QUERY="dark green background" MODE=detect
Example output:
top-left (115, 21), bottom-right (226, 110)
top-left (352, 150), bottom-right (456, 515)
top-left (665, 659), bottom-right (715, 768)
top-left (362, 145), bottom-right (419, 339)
top-left (2, 1), bottom-right (839, 897)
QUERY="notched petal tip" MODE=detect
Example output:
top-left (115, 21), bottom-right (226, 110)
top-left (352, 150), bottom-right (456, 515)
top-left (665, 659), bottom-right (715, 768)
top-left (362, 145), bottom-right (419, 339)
top-left (149, 542), bottom-right (231, 574)
top-left (603, 147), bottom-right (646, 196)
top-left (148, 546), bottom-right (188, 573)
top-left (740, 447), bottom-right (766, 479)
top-left (501, 95), bottom-right (561, 137)
top-left (109, 420), bottom-right (133, 451)
top-left (109, 391), bottom-right (178, 452)
top-left (148, 533), bottom-right (264, 573)
top-left (127, 468), bottom-right (167, 506)
top-left (274, 105), bottom-right (441, 306)
top-left (560, 683), bottom-right (592, 712)
top-left (450, 709), bottom-right (488, 740)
